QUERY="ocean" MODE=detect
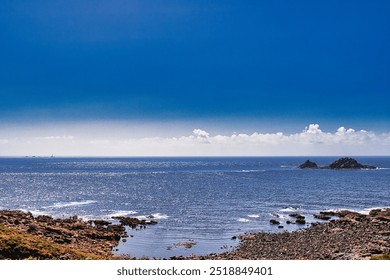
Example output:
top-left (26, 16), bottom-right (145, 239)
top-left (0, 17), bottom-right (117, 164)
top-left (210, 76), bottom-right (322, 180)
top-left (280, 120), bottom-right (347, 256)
top-left (0, 157), bottom-right (389, 258)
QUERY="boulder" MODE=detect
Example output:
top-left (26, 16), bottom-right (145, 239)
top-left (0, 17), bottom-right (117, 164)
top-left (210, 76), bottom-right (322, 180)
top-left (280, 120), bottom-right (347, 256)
top-left (298, 160), bottom-right (318, 169)
top-left (289, 213), bottom-right (305, 220)
top-left (111, 216), bottom-right (158, 228)
top-left (313, 214), bottom-right (331, 220)
top-left (269, 219), bottom-right (280, 225)
top-left (319, 211), bottom-right (337, 216)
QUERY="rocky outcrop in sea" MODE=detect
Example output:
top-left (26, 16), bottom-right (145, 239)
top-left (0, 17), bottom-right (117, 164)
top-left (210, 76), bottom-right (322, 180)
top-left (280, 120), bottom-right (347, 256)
top-left (298, 157), bottom-right (377, 170)
top-left (298, 160), bottom-right (318, 169)
top-left (328, 157), bottom-right (376, 169)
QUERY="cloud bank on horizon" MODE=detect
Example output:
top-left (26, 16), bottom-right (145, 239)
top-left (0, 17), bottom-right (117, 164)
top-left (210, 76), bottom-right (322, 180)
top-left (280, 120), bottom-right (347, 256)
top-left (0, 124), bottom-right (389, 156)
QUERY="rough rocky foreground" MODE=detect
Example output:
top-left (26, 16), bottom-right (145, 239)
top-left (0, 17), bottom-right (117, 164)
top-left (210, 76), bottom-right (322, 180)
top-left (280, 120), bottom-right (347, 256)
top-left (194, 209), bottom-right (390, 260)
top-left (1, 209), bottom-right (389, 260)
top-left (0, 210), bottom-right (156, 259)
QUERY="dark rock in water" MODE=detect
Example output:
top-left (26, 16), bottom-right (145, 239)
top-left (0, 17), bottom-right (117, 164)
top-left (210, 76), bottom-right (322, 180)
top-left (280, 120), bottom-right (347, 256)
top-left (319, 211), bottom-right (337, 216)
top-left (328, 157), bottom-right (376, 169)
top-left (286, 220), bottom-right (292, 224)
top-left (313, 214), bottom-right (331, 220)
top-left (298, 160), bottom-right (318, 169)
top-left (269, 219), bottom-right (280, 225)
top-left (295, 218), bottom-right (306, 224)
top-left (278, 225), bottom-right (284, 229)
top-left (289, 213), bottom-right (305, 220)
top-left (112, 216), bottom-right (158, 227)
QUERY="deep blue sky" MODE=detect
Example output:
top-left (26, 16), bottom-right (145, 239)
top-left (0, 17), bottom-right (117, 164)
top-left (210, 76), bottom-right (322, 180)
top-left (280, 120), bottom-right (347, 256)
top-left (1, 0), bottom-right (389, 129)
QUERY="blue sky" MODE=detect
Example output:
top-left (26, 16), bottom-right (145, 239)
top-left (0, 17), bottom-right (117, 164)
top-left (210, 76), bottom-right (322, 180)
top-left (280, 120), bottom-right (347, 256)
top-left (0, 1), bottom-right (389, 155)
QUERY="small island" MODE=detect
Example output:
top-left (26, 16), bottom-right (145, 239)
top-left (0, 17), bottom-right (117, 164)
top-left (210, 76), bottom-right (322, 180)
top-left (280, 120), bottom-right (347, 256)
top-left (298, 157), bottom-right (377, 170)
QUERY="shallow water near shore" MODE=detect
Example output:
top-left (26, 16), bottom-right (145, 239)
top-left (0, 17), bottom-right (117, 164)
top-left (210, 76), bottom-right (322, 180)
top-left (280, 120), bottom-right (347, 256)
top-left (0, 157), bottom-right (389, 258)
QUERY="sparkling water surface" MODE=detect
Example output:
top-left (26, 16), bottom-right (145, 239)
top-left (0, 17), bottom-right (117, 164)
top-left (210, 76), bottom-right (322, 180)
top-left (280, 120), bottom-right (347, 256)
top-left (0, 157), bottom-right (389, 258)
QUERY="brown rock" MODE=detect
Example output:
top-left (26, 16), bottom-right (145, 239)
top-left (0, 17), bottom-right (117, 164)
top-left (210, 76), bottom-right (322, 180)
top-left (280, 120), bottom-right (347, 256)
top-left (314, 214), bottom-right (331, 220)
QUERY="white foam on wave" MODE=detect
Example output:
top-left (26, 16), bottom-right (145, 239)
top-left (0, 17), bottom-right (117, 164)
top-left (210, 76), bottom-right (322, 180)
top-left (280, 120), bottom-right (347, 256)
top-left (238, 218), bottom-right (250, 223)
top-left (136, 213), bottom-right (169, 220)
top-left (240, 170), bottom-right (266, 173)
top-left (320, 207), bottom-right (390, 215)
top-left (280, 207), bottom-right (301, 212)
top-left (107, 210), bottom-right (138, 218)
top-left (78, 215), bottom-right (97, 221)
top-left (42, 200), bottom-right (97, 209)
top-left (269, 213), bottom-right (289, 219)
top-left (360, 207), bottom-right (390, 215)
top-left (247, 214), bottom-right (260, 218)
top-left (19, 209), bottom-right (50, 217)
top-left (321, 208), bottom-right (339, 213)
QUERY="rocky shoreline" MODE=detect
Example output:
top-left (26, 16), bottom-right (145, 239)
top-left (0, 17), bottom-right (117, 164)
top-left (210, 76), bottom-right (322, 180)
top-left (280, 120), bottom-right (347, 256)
top-left (1, 208), bottom-right (389, 260)
top-left (194, 209), bottom-right (390, 260)
top-left (0, 210), bottom-right (157, 259)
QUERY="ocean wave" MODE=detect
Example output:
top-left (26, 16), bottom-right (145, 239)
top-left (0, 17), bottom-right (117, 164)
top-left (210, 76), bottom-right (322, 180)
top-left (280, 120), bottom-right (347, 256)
top-left (280, 207), bottom-right (301, 212)
top-left (359, 207), bottom-right (390, 215)
top-left (42, 200), bottom-right (97, 209)
top-left (239, 170), bottom-right (266, 173)
top-left (77, 215), bottom-right (98, 221)
top-left (136, 213), bottom-right (169, 220)
top-left (318, 206), bottom-right (390, 215)
top-left (352, 206), bottom-right (390, 215)
top-left (247, 214), bottom-right (260, 218)
top-left (19, 209), bottom-right (50, 217)
top-left (269, 213), bottom-right (289, 219)
top-left (107, 210), bottom-right (138, 218)
top-left (238, 218), bottom-right (250, 223)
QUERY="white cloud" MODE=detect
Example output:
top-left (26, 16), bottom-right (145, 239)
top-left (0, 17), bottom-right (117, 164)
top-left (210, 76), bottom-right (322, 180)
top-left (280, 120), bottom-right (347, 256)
top-left (35, 135), bottom-right (75, 140)
top-left (193, 129), bottom-right (209, 138)
top-left (0, 139), bottom-right (9, 144)
top-left (304, 124), bottom-right (322, 134)
top-left (0, 123), bottom-right (389, 156)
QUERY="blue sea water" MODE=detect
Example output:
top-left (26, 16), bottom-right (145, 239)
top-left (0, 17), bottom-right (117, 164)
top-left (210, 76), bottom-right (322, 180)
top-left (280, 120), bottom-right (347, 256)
top-left (0, 157), bottom-right (389, 258)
